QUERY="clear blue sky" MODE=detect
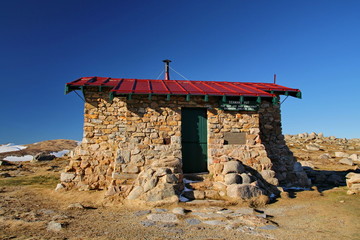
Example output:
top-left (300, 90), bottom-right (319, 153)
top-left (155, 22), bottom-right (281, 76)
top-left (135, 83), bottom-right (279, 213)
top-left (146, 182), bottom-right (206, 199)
top-left (1, 0), bottom-right (359, 144)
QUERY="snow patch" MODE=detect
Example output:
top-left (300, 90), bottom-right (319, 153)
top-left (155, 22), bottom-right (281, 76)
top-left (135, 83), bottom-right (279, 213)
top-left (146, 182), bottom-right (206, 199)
top-left (4, 155), bottom-right (33, 162)
top-left (0, 143), bottom-right (27, 153)
top-left (50, 150), bottom-right (69, 158)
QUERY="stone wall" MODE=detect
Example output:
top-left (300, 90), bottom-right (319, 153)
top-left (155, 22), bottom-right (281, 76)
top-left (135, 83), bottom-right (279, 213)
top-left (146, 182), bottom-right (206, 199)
top-left (60, 88), bottom-right (309, 202)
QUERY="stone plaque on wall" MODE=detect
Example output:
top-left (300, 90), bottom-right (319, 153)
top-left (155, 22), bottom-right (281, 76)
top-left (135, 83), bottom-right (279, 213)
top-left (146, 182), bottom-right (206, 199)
top-left (224, 132), bottom-right (247, 145)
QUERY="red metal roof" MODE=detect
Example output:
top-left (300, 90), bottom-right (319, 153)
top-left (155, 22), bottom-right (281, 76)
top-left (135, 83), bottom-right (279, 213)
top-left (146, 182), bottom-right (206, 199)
top-left (66, 77), bottom-right (301, 98)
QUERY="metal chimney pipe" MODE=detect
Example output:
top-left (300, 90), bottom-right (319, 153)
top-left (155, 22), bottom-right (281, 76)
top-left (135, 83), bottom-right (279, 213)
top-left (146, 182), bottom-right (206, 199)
top-left (273, 74), bottom-right (277, 84)
top-left (163, 59), bottom-right (171, 80)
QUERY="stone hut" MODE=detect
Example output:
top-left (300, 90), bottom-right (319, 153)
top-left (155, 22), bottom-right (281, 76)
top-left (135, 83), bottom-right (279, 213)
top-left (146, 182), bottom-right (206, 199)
top-left (61, 74), bottom-right (310, 203)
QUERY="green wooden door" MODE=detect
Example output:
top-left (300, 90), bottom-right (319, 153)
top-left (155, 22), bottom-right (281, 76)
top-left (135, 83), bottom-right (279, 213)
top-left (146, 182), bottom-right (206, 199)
top-left (181, 108), bottom-right (208, 173)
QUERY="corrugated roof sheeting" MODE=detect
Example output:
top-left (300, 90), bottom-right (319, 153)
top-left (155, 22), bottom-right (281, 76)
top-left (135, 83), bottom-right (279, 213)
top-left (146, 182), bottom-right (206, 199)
top-left (66, 77), bottom-right (301, 98)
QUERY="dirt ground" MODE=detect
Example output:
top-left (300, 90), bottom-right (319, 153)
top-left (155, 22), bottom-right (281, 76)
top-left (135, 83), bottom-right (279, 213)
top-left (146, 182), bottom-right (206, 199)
top-left (0, 158), bottom-right (359, 240)
top-left (0, 138), bottom-right (360, 240)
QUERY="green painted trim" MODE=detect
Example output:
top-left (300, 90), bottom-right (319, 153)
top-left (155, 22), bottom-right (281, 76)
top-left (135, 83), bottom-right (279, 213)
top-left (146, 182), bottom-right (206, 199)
top-left (65, 85), bottom-right (70, 95)
top-left (222, 95), bottom-right (227, 102)
top-left (80, 86), bottom-right (84, 95)
top-left (186, 94), bottom-right (191, 101)
top-left (127, 93), bottom-right (132, 100)
top-left (204, 95), bottom-right (209, 102)
top-left (296, 91), bottom-right (302, 99)
top-left (109, 92), bottom-right (114, 102)
top-left (285, 91), bottom-right (289, 96)
top-left (272, 96), bottom-right (279, 105)
top-left (240, 96), bottom-right (244, 103)
top-left (256, 96), bottom-right (261, 104)
top-left (166, 94), bottom-right (171, 101)
top-left (99, 86), bottom-right (103, 92)
top-left (148, 94), bottom-right (152, 100)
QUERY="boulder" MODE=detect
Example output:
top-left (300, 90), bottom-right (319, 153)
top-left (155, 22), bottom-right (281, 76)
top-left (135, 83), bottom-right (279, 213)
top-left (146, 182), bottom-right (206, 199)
top-left (306, 144), bottom-right (319, 151)
top-left (222, 161), bottom-right (245, 174)
top-left (33, 152), bottom-right (56, 161)
top-left (240, 173), bottom-right (252, 184)
top-left (226, 184), bottom-right (263, 199)
top-left (349, 154), bottom-right (359, 161)
top-left (126, 186), bottom-right (144, 200)
top-left (346, 173), bottom-right (360, 188)
top-left (47, 221), bottom-right (63, 231)
top-left (339, 158), bottom-right (354, 166)
top-left (60, 173), bottom-right (76, 182)
top-left (335, 152), bottom-right (349, 158)
top-left (224, 173), bottom-right (241, 185)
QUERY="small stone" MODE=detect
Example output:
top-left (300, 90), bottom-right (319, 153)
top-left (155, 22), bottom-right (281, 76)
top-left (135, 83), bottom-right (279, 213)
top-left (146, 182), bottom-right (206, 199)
top-left (172, 207), bottom-right (186, 215)
top-left (55, 183), bottom-right (65, 191)
top-left (203, 220), bottom-right (226, 226)
top-left (258, 225), bottom-right (278, 230)
top-left (67, 203), bottom-right (84, 209)
top-left (158, 222), bottom-right (177, 228)
top-left (185, 218), bottom-right (201, 225)
top-left (140, 220), bottom-right (156, 227)
top-left (47, 221), bottom-right (63, 231)
top-left (147, 213), bottom-right (178, 222)
top-left (154, 208), bottom-right (167, 213)
top-left (134, 210), bottom-right (151, 216)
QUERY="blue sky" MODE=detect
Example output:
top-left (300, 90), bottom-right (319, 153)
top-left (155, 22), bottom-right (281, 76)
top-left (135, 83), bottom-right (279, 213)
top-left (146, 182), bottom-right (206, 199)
top-left (1, 0), bottom-right (359, 144)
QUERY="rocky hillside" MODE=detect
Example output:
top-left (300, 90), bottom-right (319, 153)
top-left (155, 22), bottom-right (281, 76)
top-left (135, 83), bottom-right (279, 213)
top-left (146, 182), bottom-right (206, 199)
top-left (285, 132), bottom-right (360, 193)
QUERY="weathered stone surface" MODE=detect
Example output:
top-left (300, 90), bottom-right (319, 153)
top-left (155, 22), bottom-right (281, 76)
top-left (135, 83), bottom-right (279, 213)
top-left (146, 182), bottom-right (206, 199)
top-left (185, 218), bottom-right (201, 225)
top-left (67, 203), bottom-right (85, 209)
top-left (55, 183), bottom-right (65, 191)
top-left (47, 221), bottom-right (63, 231)
top-left (127, 186), bottom-right (143, 200)
top-left (60, 173), bottom-right (76, 182)
top-left (134, 210), bottom-right (151, 216)
top-left (140, 220), bottom-right (156, 227)
top-left (335, 152), bottom-right (349, 158)
top-left (339, 158), bottom-right (354, 166)
top-left (227, 184), bottom-right (263, 199)
top-left (222, 161), bottom-right (245, 174)
top-left (203, 220), bottom-right (226, 226)
top-left (61, 91), bottom-right (311, 201)
top-left (306, 144), bottom-right (320, 151)
top-left (147, 213), bottom-right (178, 222)
top-left (224, 173), bottom-right (241, 185)
top-left (143, 177), bottom-right (158, 193)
